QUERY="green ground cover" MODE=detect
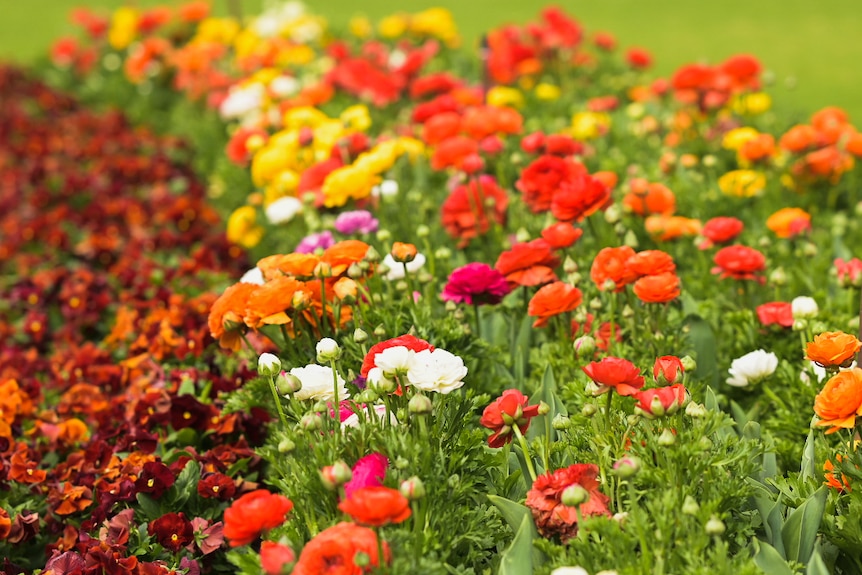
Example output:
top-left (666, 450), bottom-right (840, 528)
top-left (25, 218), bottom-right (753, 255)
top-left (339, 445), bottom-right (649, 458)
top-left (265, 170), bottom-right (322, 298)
top-left (3, 1), bottom-right (861, 122)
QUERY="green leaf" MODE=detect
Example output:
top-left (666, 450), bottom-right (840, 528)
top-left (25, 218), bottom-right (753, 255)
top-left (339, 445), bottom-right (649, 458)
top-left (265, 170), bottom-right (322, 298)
top-left (527, 366), bottom-right (567, 441)
top-left (488, 495), bottom-right (530, 534)
top-left (682, 314), bottom-right (719, 387)
top-left (136, 492), bottom-right (163, 521)
top-left (781, 487), bottom-right (828, 565)
top-left (705, 386), bottom-right (720, 412)
top-left (752, 495), bottom-right (786, 554)
top-left (800, 428), bottom-right (817, 481)
top-left (498, 514), bottom-right (533, 575)
top-left (806, 549), bottom-right (831, 575)
top-left (168, 460), bottom-right (201, 509)
top-left (753, 539), bottom-right (795, 575)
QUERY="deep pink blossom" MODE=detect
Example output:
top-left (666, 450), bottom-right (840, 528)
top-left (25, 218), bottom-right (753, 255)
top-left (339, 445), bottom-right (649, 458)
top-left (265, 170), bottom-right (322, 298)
top-left (442, 263), bottom-right (512, 305)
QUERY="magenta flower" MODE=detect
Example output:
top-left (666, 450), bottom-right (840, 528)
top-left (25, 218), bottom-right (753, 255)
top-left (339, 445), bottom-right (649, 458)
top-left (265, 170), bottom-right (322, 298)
top-left (344, 453), bottom-right (389, 498)
top-left (334, 210), bottom-right (379, 235)
top-left (442, 262), bottom-right (512, 305)
top-left (296, 231), bottom-right (335, 254)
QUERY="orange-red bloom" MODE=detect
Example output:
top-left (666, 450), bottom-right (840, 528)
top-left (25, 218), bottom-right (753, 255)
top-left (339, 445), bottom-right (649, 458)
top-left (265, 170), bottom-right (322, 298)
top-left (582, 357), bottom-right (645, 396)
top-left (223, 490), bottom-right (294, 547)
top-left (814, 369), bottom-right (862, 434)
top-left (337, 486), bottom-right (411, 526)
top-left (766, 207), bottom-right (811, 239)
top-left (805, 331), bottom-right (862, 368)
top-left (711, 245), bottom-right (766, 282)
top-left (480, 389), bottom-right (541, 448)
top-left (441, 176), bottom-right (509, 247)
top-left (495, 239), bottom-right (560, 287)
top-left (525, 464), bottom-right (611, 542)
top-left (541, 222), bottom-right (583, 249)
top-left (632, 273), bottom-right (681, 304)
top-left (625, 250), bottom-right (675, 278)
top-left (550, 172), bottom-right (611, 223)
top-left (208, 282), bottom-right (258, 350)
top-left (243, 276), bottom-right (312, 329)
top-left (590, 246), bottom-right (637, 291)
top-left (622, 180), bottom-right (675, 216)
top-left (292, 522), bottom-right (389, 575)
top-left (527, 282), bottom-right (583, 327)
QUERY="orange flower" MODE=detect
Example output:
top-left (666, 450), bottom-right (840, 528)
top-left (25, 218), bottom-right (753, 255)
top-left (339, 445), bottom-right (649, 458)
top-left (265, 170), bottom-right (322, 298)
top-left (337, 486), bottom-right (411, 527)
top-left (845, 131), bottom-right (862, 158)
top-left (332, 277), bottom-right (358, 301)
top-left (430, 135), bottom-right (479, 170)
top-left (292, 522), bottom-right (389, 575)
top-left (208, 282), bottom-right (259, 350)
top-left (805, 331), bottom-right (862, 368)
top-left (814, 368), bottom-right (862, 434)
top-left (495, 239), bottom-right (560, 287)
top-left (624, 250), bottom-right (676, 278)
top-left (0, 508), bottom-right (10, 540)
top-left (390, 242), bottom-right (418, 263)
top-left (739, 133), bottom-right (775, 164)
top-left (321, 240), bottom-right (370, 276)
top-left (644, 214), bottom-right (702, 241)
top-left (824, 456), bottom-right (851, 492)
top-left (223, 490), bottom-right (294, 547)
top-left (528, 282), bottom-right (583, 327)
top-left (622, 180), bottom-right (676, 216)
top-left (9, 443), bottom-right (47, 484)
top-left (779, 124), bottom-right (818, 153)
top-left (632, 273), bottom-right (681, 303)
top-left (258, 253), bottom-right (321, 280)
top-left (766, 207), bottom-right (811, 238)
top-left (243, 276), bottom-right (312, 330)
top-left (423, 111), bottom-right (461, 145)
top-left (590, 246), bottom-right (637, 291)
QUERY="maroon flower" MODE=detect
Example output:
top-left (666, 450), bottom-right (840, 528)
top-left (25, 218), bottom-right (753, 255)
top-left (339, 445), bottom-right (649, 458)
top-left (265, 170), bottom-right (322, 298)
top-left (441, 263), bottom-right (512, 306)
top-left (480, 390), bottom-right (541, 448)
top-left (134, 461), bottom-right (175, 499)
top-left (197, 473), bottom-right (237, 500)
top-left (148, 512), bottom-right (194, 552)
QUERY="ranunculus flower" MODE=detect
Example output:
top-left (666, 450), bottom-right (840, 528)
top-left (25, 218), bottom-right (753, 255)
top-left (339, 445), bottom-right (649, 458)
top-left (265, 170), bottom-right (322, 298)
top-left (550, 171), bottom-right (611, 223)
top-left (632, 272), bottom-right (681, 303)
top-left (541, 222), bottom-right (583, 249)
top-left (360, 335), bottom-right (433, 377)
top-left (334, 210), bottom-right (378, 235)
top-left (791, 296), bottom-right (818, 319)
top-left (381, 252), bottom-right (426, 280)
top-left (814, 368), bottom-right (862, 434)
top-left (624, 250), bottom-right (676, 278)
top-left (441, 176), bottom-right (509, 247)
top-left (653, 356), bottom-right (684, 384)
top-left (495, 239), bottom-right (561, 287)
top-left (622, 180), bottom-right (675, 216)
top-left (590, 246), bottom-right (637, 291)
top-left (288, 364), bottom-right (349, 402)
top-left (527, 282), bottom-right (583, 327)
top-left (261, 541), bottom-right (296, 575)
top-left (292, 522), bottom-right (389, 575)
top-left (344, 453), bottom-right (389, 498)
top-left (516, 155), bottom-right (583, 213)
top-left (700, 216), bottom-right (744, 249)
top-left (296, 231), bottom-right (335, 254)
top-left (405, 348), bottom-right (468, 394)
top-left (726, 350), bottom-right (778, 387)
top-left (805, 331), bottom-right (862, 368)
top-left (525, 464), bottom-right (611, 542)
top-left (633, 384), bottom-right (688, 418)
top-left (338, 486), bottom-right (411, 526)
top-left (148, 512), bottom-right (194, 552)
top-left (265, 196), bottom-right (303, 225)
top-left (223, 490), bottom-right (293, 547)
top-left (582, 357), bottom-right (645, 396)
top-left (766, 207), bottom-right (811, 238)
top-left (756, 302), bottom-right (794, 328)
top-left (442, 263), bottom-right (512, 305)
top-left (480, 389), bottom-right (542, 448)
top-left (711, 245), bottom-right (766, 282)
top-left (835, 258), bottom-right (862, 287)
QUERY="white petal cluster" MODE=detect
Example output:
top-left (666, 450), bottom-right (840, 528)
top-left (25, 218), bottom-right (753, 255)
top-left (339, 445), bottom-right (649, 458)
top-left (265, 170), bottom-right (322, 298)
top-left (405, 349), bottom-right (468, 394)
top-left (265, 196), bottom-right (303, 225)
top-left (726, 350), bottom-right (779, 387)
top-left (791, 296), bottom-right (818, 319)
top-left (289, 364), bottom-right (348, 402)
top-left (381, 253), bottom-right (426, 280)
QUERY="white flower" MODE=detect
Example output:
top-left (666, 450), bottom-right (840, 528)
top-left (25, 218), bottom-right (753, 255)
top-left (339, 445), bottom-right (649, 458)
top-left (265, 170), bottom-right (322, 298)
top-left (316, 337), bottom-right (341, 362)
top-left (269, 75), bottom-right (299, 98)
top-left (374, 346), bottom-right (412, 376)
top-left (726, 350), bottom-right (779, 387)
top-left (289, 364), bottom-right (348, 402)
top-left (801, 359), bottom-right (856, 385)
top-left (258, 353), bottom-right (281, 377)
top-left (366, 367), bottom-right (397, 394)
top-left (381, 253), bottom-right (426, 280)
top-left (219, 83), bottom-right (265, 120)
top-left (239, 267), bottom-right (265, 285)
top-left (791, 296), bottom-right (818, 319)
top-left (406, 348), bottom-right (468, 394)
top-left (341, 404), bottom-right (398, 428)
top-left (265, 196), bottom-right (303, 225)
top-left (372, 179), bottom-right (399, 198)
top-left (550, 568), bottom-right (589, 575)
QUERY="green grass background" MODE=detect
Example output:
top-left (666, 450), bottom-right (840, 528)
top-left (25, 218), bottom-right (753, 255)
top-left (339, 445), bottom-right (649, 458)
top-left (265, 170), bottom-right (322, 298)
top-left (2, 0), bottom-right (860, 120)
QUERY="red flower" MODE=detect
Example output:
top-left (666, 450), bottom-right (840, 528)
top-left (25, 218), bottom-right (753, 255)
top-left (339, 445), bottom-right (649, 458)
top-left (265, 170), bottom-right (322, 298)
top-left (525, 464), bottom-right (611, 542)
top-left (148, 512), bottom-right (194, 552)
top-left (431, 135), bottom-right (479, 170)
top-left (261, 541), bottom-right (296, 575)
top-left (440, 175), bottom-right (509, 247)
top-left (480, 389), bottom-right (542, 447)
top-left (835, 258), bottom-right (862, 287)
top-left (292, 522), bottom-right (389, 575)
top-left (626, 47), bottom-right (653, 69)
top-left (633, 385), bottom-right (688, 418)
top-left (653, 356), bottom-right (684, 384)
top-left (632, 272), bottom-right (681, 304)
top-left (516, 155), bottom-right (583, 213)
top-left (550, 172), bottom-right (611, 223)
top-left (712, 245), bottom-right (766, 282)
top-left (541, 222), bottom-right (583, 249)
top-left (700, 217), bottom-right (744, 249)
top-left (756, 302), bottom-right (794, 328)
top-left (360, 335), bottom-right (433, 377)
top-left (338, 486), bottom-right (411, 526)
top-left (223, 490), bottom-right (293, 547)
top-left (582, 357), bottom-right (645, 396)
top-left (625, 250), bottom-right (676, 278)
top-left (495, 239), bottom-right (560, 288)
top-left (590, 246), bottom-right (637, 291)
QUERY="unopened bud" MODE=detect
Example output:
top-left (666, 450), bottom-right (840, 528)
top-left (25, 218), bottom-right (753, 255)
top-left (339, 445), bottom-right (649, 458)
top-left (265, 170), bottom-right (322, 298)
top-left (561, 484), bottom-right (589, 506)
top-left (685, 402), bottom-right (707, 418)
top-left (400, 476), bottom-right (426, 500)
top-left (276, 373), bottom-right (303, 395)
top-left (347, 263), bottom-right (364, 279)
top-left (376, 229), bottom-right (392, 243)
top-left (612, 456), bottom-right (641, 479)
top-left (581, 403), bottom-right (597, 417)
top-left (698, 436), bottom-right (713, 450)
top-left (601, 279), bottom-right (617, 292)
top-left (416, 224), bottom-right (430, 238)
top-left (657, 428), bottom-right (676, 447)
top-left (364, 246), bottom-right (381, 263)
top-left (705, 516), bottom-right (725, 536)
top-left (574, 335), bottom-right (596, 357)
top-left (353, 552), bottom-right (370, 568)
top-left (563, 257), bottom-right (578, 274)
top-left (319, 460), bottom-right (352, 489)
top-left (682, 495), bottom-right (700, 515)
top-left (537, 401), bottom-right (551, 415)
top-left (278, 438), bottom-right (296, 453)
top-left (353, 328), bottom-right (368, 343)
top-left (373, 324), bottom-right (387, 337)
top-left (769, 267), bottom-right (787, 287)
top-left (313, 261), bottom-right (333, 279)
top-left (552, 414), bottom-right (571, 430)
top-left (258, 353), bottom-right (282, 377)
top-left (447, 474), bottom-right (460, 488)
top-left (300, 413), bottom-right (323, 431)
top-left (316, 337), bottom-right (342, 363)
top-left (408, 393), bottom-right (433, 415)
top-left (680, 355), bottom-right (697, 373)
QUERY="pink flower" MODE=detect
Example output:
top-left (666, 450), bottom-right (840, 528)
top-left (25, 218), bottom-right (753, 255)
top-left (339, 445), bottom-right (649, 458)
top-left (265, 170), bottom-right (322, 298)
top-left (261, 541), bottom-right (296, 575)
top-left (344, 453), bottom-right (389, 498)
top-left (441, 262), bottom-right (512, 305)
top-left (334, 210), bottom-right (379, 235)
top-left (756, 302), bottom-right (794, 328)
top-left (835, 258), bottom-right (862, 287)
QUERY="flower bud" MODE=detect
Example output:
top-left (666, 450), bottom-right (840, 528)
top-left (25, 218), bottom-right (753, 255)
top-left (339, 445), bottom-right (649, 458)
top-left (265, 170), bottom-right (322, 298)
top-left (791, 296), bottom-right (818, 319)
top-left (313, 261), bottom-right (333, 279)
top-left (416, 224), bottom-right (430, 238)
top-left (626, 414), bottom-right (640, 426)
top-left (353, 552), bottom-right (370, 568)
top-left (319, 460), bottom-right (352, 490)
top-left (396, 408), bottom-right (408, 421)
top-left (258, 353), bottom-right (282, 377)
top-left (680, 355), bottom-right (697, 373)
top-left (573, 335), bottom-right (596, 358)
top-left (561, 484), bottom-right (590, 506)
top-left (682, 496), bottom-right (700, 515)
top-left (408, 393), bottom-right (433, 415)
top-left (685, 401), bottom-right (707, 417)
top-left (612, 456), bottom-right (641, 479)
top-left (604, 203), bottom-right (622, 224)
top-left (347, 263), bottom-right (364, 279)
top-left (515, 227), bottom-right (531, 243)
top-left (698, 436), bottom-right (713, 450)
top-left (563, 257), bottom-right (578, 274)
top-left (792, 319), bottom-right (807, 332)
top-left (373, 324), bottom-right (387, 337)
top-left (434, 247), bottom-right (452, 260)
top-left (623, 229), bottom-right (639, 249)
top-left (769, 267), bottom-right (787, 287)
top-left (391, 242), bottom-right (418, 263)
top-left (376, 229), bottom-right (392, 243)
top-left (276, 373), bottom-right (303, 395)
top-left (400, 476), bottom-right (426, 500)
top-left (316, 337), bottom-right (342, 363)
top-left (601, 279), bottom-right (617, 292)
top-left (353, 328), bottom-right (368, 343)
top-left (581, 403), bottom-right (597, 417)
top-left (657, 428), bottom-right (676, 447)
top-left (364, 245), bottom-right (381, 263)
top-left (552, 414), bottom-right (571, 430)
top-left (278, 438), bottom-right (296, 453)
top-left (300, 413), bottom-right (323, 431)
top-left (705, 516), bottom-right (726, 536)
top-left (447, 474), bottom-right (460, 488)
top-left (367, 369), bottom-right (397, 395)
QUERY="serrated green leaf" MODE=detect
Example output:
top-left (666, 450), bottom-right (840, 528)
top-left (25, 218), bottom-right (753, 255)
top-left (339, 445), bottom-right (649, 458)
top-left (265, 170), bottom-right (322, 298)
top-left (781, 487), bottom-right (828, 565)
top-left (753, 539), bottom-right (795, 575)
top-left (498, 514), bottom-right (533, 575)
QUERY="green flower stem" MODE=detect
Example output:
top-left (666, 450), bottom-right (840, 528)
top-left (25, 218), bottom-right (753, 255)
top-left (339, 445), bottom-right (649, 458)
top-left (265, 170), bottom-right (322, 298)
top-left (330, 359), bottom-right (340, 438)
top-left (375, 526), bottom-right (389, 574)
top-left (608, 290), bottom-right (617, 354)
top-left (605, 388), bottom-right (615, 429)
top-left (472, 302), bottom-right (482, 340)
top-left (319, 281), bottom-right (329, 336)
top-left (512, 424), bottom-right (537, 482)
top-left (412, 499), bottom-right (426, 568)
top-left (266, 374), bottom-right (289, 429)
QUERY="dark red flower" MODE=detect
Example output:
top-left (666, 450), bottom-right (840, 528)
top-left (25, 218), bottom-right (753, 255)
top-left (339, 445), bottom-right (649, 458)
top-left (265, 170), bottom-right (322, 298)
top-left (480, 389), bottom-right (542, 447)
top-left (197, 473), bottom-right (237, 500)
top-left (148, 512), bottom-right (194, 552)
top-left (134, 461), bottom-right (175, 499)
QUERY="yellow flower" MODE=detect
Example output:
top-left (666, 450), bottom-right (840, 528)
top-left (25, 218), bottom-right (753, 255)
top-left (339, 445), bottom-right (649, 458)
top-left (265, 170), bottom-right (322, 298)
top-left (284, 106), bottom-right (329, 130)
top-left (195, 18), bottom-right (240, 45)
top-left (487, 86), bottom-right (524, 109)
top-left (109, 7), bottom-right (139, 51)
top-left (395, 137), bottom-right (425, 161)
top-left (354, 141), bottom-right (401, 175)
top-left (410, 8), bottom-right (459, 46)
top-left (571, 112), bottom-right (611, 140)
top-left (322, 165), bottom-right (378, 208)
top-left (276, 45), bottom-right (315, 66)
top-left (227, 206), bottom-right (264, 248)
top-left (313, 120), bottom-right (346, 159)
top-left (265, 170), bottom-right (300, 203)
top-left (251, 146), bottom-right (293, 187)
top-left (349, 15), bottom-right (373, 39)
top-left (721, 127), bottom-right (759, 151)
top-left (534, 83), bottom-right (561, 102)
top-left (378, 14), bottom-right (408, 38)
top-left (733, 92), bottom-right (772, 115)
top-left (340, 105), bottom-right (372, 133)
top-left (718, 170), bottom-right (766, 198)
top-left (232, 29), bottom-right (260, 58)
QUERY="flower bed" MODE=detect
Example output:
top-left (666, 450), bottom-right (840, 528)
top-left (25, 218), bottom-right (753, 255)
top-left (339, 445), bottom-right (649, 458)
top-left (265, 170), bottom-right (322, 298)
top-left (4, 2), bottom-right (862, 574)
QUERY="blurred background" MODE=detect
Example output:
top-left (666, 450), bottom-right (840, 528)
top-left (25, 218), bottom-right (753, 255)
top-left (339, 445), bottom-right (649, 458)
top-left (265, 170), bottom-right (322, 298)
top-left (3, 0), bottom-right (860, 119)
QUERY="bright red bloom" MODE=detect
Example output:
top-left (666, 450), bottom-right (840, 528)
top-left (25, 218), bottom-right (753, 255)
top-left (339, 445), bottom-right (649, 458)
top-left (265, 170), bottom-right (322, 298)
top-left (633, 384), bottom-right (688, 418)
top-left (711, 245), bottom-right (766, 282)
top-left (525, 464), bottom-right (611, 542)
top-left (261, 541), bottom-right (296, 575)
top-left (700, 217), bottom-right (744, 249)
top-left (148, 512), bottom-right (194, 552)
top-left (756, 302), bottom-right (794, 328)
top-left (516, 155), bottom-right (584, 213)
top-left (582, 357), bottom-right (645, 396)
top-left (550, 172), bottom-right (611, 223)
top-left (495, 239), bottom-right (560, 287)
top-left (360, 335), bottom-right (433, 377)
top-left (338, 486), bottom-right (411, 526)
top-left (431, 135), bottom-right (479, 170)
top-left (625, 250), bottom-right (676, 278)
top-left (441, 175), bottom-right (509, 247)
top-left (653, 356), bottom-right (684, 384)
top-left (292, 522), bottom-right (389, 575)
top-left (626, 47), bottom-right (653, 69)
top-left (480, 389), bottom-right (542, 448)
top-left (223, 490), bottom-right (293, 547)
top-left (590, 246), bottom-right (637, 291)
top-left (541, 222), bottom-right (583, 249)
